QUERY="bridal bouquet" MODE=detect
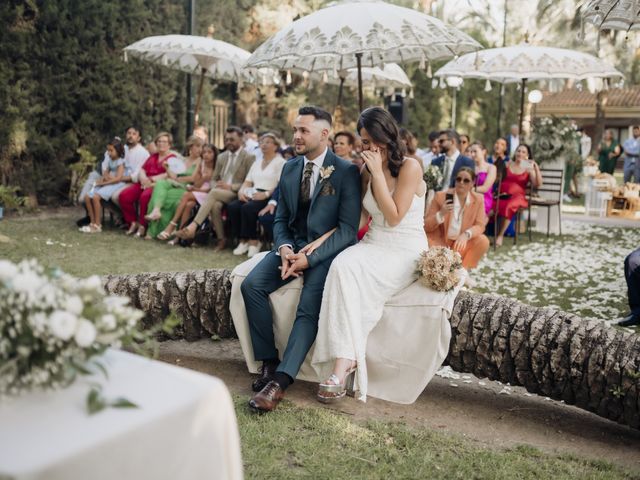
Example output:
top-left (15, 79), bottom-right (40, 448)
top-left (423, 165), bottom-right (443, 192)
top-left (0, 259), bottom-right (144, 397)
top-left (417, 247), bottom-right (463, 292)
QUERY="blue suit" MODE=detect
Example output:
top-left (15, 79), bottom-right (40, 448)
top-left (241, 150), bottom-right (361, 380)
top-left (258, 186), bottom-right (279, 236)
top-left (431, 153), bottom-right (475, 189)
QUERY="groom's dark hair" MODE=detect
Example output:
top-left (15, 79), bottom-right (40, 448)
top-left (299, 106), bottom-right (332, 126)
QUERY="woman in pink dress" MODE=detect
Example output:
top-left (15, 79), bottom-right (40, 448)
top-left (119, 132), bottom-right (174, 237)
top-left (157, 144), bottom-right (218, 244)
top-left (495, 144), bottom-right (543, 247)
top-left (469, 141), bottom-right (496, 216)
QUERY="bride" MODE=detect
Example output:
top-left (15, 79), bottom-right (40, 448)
top-left (307, 107), bottom-right (426, 402)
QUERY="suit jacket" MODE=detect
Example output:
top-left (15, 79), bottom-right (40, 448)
top-left (213, 148), bottom-right (256, 192)
top-left (273, 150), bottom-right (361, 268)
top-left (424, 190), bottom-right (487, 244)
top-left (431, 154), bottom-right (475, 189)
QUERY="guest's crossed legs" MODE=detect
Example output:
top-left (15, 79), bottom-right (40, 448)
top-left (241, 250), bottom-right (332, 380)
top-left (194, 188), bottom-right (237, 239)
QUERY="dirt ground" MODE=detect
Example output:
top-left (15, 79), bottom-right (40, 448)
top-left (158, 339), bottom-right (640, 470)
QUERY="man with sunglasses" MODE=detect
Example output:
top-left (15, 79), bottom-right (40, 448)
top-left (430, 129), bottom-right (475, 191)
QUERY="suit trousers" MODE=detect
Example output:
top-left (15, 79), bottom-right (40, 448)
top-left (625, 247), bottom-right (640, 316)
top-left (241, 250), bottom-right (332, 380)
top-left (227, 199), bottom-right (269, 240)
top-left (427, 233), bottom-right (490, 269)
top-left (193, 188), bottom-right (237, 239)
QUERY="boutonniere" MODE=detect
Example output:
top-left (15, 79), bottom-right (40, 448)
top-left (319, 166), bottom-right (335, 181)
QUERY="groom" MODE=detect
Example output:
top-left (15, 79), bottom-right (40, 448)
top-left (241, 106), bottom-right (361, 412)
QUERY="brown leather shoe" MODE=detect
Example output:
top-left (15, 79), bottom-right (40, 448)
top-left (213, 238), bottom-right (226, 251)
top-left (248, 380), bottom-right (284, 413)
top-left (252, 361), bottom-right (278, 392)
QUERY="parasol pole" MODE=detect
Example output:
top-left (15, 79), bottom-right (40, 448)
top-left (356, 52), bottom-right (364, 112)
top-left (336, 76), bottom-right (346, 110)
top-left (518, 78), bottom-right (527, 137)
top-left (194, 67), bottom-right (206, 126)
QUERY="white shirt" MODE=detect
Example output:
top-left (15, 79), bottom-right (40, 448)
top-left (509, 135), bottom-right (520, 157)
top-left (580, 134), bottom-right (592, 160)
top-left (125, 144), bottom-right (150, 183)
top-left (447, 193), bottom-right (471, 240)
top-left (245, 139), bottom-right (262, 162)
top-left (417, 149), bottom-right (434, 169)
top-left (245, 155), bottom-right (285, 192)
top-left (303, 147), bottom-right (328, 197)
top-left (222, 149), bottom-right (243, 184)
top-left (442, 150), bottom-right (460, 189)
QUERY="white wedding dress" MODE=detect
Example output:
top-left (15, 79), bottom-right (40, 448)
top-left (311, 178), bottom-right (428, 401)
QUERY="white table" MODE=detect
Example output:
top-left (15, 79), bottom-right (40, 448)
top-left (0, 350), bottom-right (243, 480)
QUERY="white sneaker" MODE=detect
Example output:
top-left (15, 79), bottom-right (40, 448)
top-left (233, 242), bottom-right (250, 255)
top-left (562, 194), bottom-right (572, 203)
top-left (247, 243), bottom-right (262, 258)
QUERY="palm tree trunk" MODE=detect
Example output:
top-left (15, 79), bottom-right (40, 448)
top-left (103, 270), bottom-right (640, 429)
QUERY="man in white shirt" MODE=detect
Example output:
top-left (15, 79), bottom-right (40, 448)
top-left (111, 126), bottom-right (150, 206)
top-left (243, 124), bottom-right (262, 162)
top-left (507, 124), bottom-right (520, 158)
top-left (416, 131), bottom-right (440, 170)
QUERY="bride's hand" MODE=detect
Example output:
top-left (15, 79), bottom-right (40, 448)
top-left (361, 147), bottom-right (384, 177)
top-left (300, 228), bottom-right (337, 255)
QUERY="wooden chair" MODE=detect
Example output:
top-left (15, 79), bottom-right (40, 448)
top-left (527, 168), bottom-right (563, 238)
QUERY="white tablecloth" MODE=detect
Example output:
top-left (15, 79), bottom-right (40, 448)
top-left (0, 350), bottom-right (243, 480)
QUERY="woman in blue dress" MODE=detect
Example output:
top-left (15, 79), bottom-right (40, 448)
top-left (80, 138), bottom-right (126, 233)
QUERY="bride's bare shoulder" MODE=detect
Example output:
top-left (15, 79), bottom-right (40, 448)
top-left (399, 157), bottom-right (423, 176)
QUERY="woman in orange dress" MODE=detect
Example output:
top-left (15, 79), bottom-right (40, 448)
top-left (495, 144), bottom-right (542, 247)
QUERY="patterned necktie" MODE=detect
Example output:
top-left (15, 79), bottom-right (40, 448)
top-left (300, 162), bottom-right (315, 203)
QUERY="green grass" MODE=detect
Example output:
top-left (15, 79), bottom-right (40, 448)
top-left (235, 397), bottom-right (637, 480)
top-left (0, 215), bottom-right (243, 277)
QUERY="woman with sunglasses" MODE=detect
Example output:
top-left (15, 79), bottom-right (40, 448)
top-left (424, 167), bottom-right (490, 277)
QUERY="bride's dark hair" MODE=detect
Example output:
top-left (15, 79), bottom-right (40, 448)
top-left (356, 107), bottom-right (406, 178)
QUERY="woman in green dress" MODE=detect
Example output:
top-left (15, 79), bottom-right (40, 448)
top-left (145, 135), bottom-right (203, 239)
top-left (597, 129), bottom-right (621, 175)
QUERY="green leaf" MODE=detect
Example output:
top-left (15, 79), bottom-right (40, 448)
top-left (91, 360), bottom-right (109, 380)
top-left (111, 397), bottom-right (139, 409)
top-left (86, 387), bottom-right (107, 415)
top-left (71, 360), bottom-right (93, 376)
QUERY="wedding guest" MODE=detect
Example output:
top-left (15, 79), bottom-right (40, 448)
top-left (111, 126), bottom-right (151, 207)
top-left (424, 167), bottom-right (489, 276)
top-left (281, 146), bottom-right (295, 160)
top-left (623, 125), bottom-right (640, 183)
top-left (257, 185), bottom-right (279, 239)
top-left (617, 247), bottom-right (640, 327)
top-left (193, 124), bottom-right (209, 142)
top-left (333, 131), bottom-right (362, 169)
top-left (495, 144), bottom-right (542, 247)
top-left (119, 132), bottom-right (174, 238)
top-left (158, 144), bottom-right (218, 244)
top-left (416, 130), bottom-right (440, 170)
top-left (80, 138), bottom-right (126, 233)
top-left (431, 129), bottom-right (474, 190)
top-left (487, 137), bottom-right (510, 180)
top-left (228, 132), bottom-right (285, 258)
top-left (146, 135), bottom-right (203, 239)
top-left (469, 141), bottom-right (496, 216)
top-left (174, 126), bottom-right (255, 251)
top-left (597, 129), bottom-right (621, 175)
top-left (459, 134), bottom-right (470, 155)
top-left (399, 128), bottom-right (423, 164)
top-left (243, 124), bottom-right (262, 161)
top-left (507, 124), bottom-right (520, 157)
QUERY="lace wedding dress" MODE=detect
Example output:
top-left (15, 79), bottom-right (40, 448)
top-left (311, 178), bottom-right (427, 401)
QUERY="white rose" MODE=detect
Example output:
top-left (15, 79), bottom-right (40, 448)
top-left (74, 319), bottom-right (97, 347)
top-left (12, 272), bottom-right (44, 294)
top-left (101, 314), bottom-right (116, 330)
top-left (0, 260), bottom-right (18, 281)
top-left (84, 275), bottom-right (104, 292)
top-left (49, 311), bottom-right (78, 341)
top-left (65, 295), bottom-right (84, 316)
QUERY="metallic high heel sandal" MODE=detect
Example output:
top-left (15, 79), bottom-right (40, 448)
top-left (316, 366), bottom-right (356, 404)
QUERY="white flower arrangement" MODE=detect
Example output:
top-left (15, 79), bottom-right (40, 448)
top-left (531, 115), bottom-right (580, 167)
top-left (423, 164), bottom-right (443, 192)
top-left (0, 259), bottom-right (144, 397)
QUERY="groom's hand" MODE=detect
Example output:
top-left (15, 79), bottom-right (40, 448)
top-left (279, 246), bottom-right (295, 279)
top-left (282, 253), bottom-right (309, 280)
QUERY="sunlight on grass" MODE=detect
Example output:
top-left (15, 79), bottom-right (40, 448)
top-left (234, 397), bottom-right (636, 480)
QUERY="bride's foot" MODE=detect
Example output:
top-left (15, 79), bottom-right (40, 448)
top-left (317, 359), bottom-right (357, 404)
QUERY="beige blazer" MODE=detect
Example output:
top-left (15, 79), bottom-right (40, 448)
top-left (213, 148), bottom-right (255, 192)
